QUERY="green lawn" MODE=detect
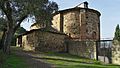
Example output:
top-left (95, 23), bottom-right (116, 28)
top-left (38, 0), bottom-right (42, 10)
top-left (47, 60), bottom-right (120, 68)
top-left (40, 52), bottom-right (120, 68)
top-left (0, 52), bottom-right (27, 68)
top-left (1, 48), bottom-right (120, 68)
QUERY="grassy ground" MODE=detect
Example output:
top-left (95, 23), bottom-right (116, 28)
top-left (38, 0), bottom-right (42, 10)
top-left (40, 52), bottom-right (120, 68)
top-left (1, 47), bottom-right (120, 68)
top-left (47, 59), bottom-right (120, 68)
top-left (0, 52), bottom-right (27, 68)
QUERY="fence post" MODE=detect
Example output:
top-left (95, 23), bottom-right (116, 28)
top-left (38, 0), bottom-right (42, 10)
top-left (96, 41), bottom-right (99, 60)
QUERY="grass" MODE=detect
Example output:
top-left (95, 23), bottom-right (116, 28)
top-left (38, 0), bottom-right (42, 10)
top-left (0, 52), bottom-right (27, 68)
top-left (1, 47), bottom-right (120, 68)
top-left (47, 60), bottom-right (120, 68)
top-left (40, 52), bottom-right (101, 64)
top-left (39, 52), bottom-right (120, 68)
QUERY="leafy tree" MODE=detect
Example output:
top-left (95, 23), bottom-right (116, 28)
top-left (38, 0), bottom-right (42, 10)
top-left (114, 24), bottom-right (120, 41)
top-left (34, 1), bottom-right (58, 28)
top-left (0, 0), bottom-right (58, 54)
top-left (15, 27), bottom-right (26, 36)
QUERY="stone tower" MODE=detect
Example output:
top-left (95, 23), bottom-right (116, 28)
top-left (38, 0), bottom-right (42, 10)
top-left (52, 2), bottom-right (101, 41)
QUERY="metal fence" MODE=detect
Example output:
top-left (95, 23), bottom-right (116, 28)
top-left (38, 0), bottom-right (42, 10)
top-left (96, 40), bottom-right (112, 63)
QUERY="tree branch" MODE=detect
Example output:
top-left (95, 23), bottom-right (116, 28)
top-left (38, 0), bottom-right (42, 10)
top-left (14, 14), bottom-right (28, 31)
top-left (0, 1), bottom-right (13, 27)
top-left (0, 2), bottom-right (9, 21)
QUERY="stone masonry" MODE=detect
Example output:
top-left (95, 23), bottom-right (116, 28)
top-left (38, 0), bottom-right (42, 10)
top-left (52, 8), bottom-right (100, 41)
top-left (66, 39), bottom-right (96, 59)
top-left (21, 29), bottom-right (67, 52)
top-left (17, 2), bottom-right (101, 59)
top-left (112, 40), bottom-right (120, 65)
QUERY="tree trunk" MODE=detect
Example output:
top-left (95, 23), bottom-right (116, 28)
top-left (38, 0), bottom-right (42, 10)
top-left (2, 28), bottom-right (14, 54)
top-left (0, 29), bottom-right (6, 49)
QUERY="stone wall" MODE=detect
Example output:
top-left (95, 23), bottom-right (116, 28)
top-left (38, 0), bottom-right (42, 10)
top-left (22, 35), bottom-right (35, 51)
top-left (67, 39), bottom-right (96, 59)
top-left (22, 30), bottom-right (67, 52)
top-left (112, 40), bottom-right (120, 65)
top-left (52, 8), bottom-right (100, 41)
top-left (19, 29), bottom-right (97, 59)
top-left (63, 10), bottom-right (80, 38)
top-left (52, 14), bottom-right (61, 31)
top-left (85, 11), bottom-right (100, 40)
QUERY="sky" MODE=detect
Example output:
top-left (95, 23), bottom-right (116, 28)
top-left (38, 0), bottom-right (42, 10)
top-left (21, 0), bottom-right (120, 39)
top-left (49, 0), bottom-right (120, 39)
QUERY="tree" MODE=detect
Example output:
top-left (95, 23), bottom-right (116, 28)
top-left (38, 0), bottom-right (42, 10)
top-left (34, 1), bottom-right (58, 29)
top-left (114, 24), bottom-right (120, 41)
top-left (0, 0), bottom-right (58, 54)
top-left (15, 27), bottom-right (26, 36)
top-left (0, 18), bottom-right (6, 31)
top-left (0, 17), bottom-right (7, 49)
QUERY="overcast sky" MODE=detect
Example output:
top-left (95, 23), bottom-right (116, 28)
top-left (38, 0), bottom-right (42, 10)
top-left (49, 0), bottom-right (120, 39)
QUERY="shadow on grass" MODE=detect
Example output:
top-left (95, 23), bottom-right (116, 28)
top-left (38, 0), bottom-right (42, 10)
top-left (55, 65), bottom-right (109, 68)
top-left (31, 56), bottom-right (95, 64)
top-left (12, 47), bottom-right (120, 68)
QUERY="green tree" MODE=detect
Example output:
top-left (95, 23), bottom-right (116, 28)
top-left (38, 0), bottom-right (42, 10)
top-left (0, 0), bottom-right (58, 54)
top-left (15, 27), bottom-right (26, 36)
top-left (114, 24), bottom-right (120, 41)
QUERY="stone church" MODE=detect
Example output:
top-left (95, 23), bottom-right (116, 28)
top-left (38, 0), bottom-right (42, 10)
top-left (17, 2), bottom-right (101, 59)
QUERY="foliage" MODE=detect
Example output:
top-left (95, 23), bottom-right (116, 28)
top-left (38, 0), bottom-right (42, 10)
top-left (15, 27), bottom-right (26, 36)
top-left (12, 27), bottom-right (26, 46)
top-left (113, 24), bottom-right (120, 46)
top-left (0, 0), bottom-right (57, 29)
top-left (0, 18), bottom-right (6, 31)
top-left (0, 0), bottom-right (58, 53)
top-left (114, 24), bottom-right (120, 41)
top-left (33, 1), bottom-right (58, 28)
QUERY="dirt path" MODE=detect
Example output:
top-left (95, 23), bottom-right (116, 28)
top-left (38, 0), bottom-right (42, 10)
top-left (12, 47), bottom-right (54, 68)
